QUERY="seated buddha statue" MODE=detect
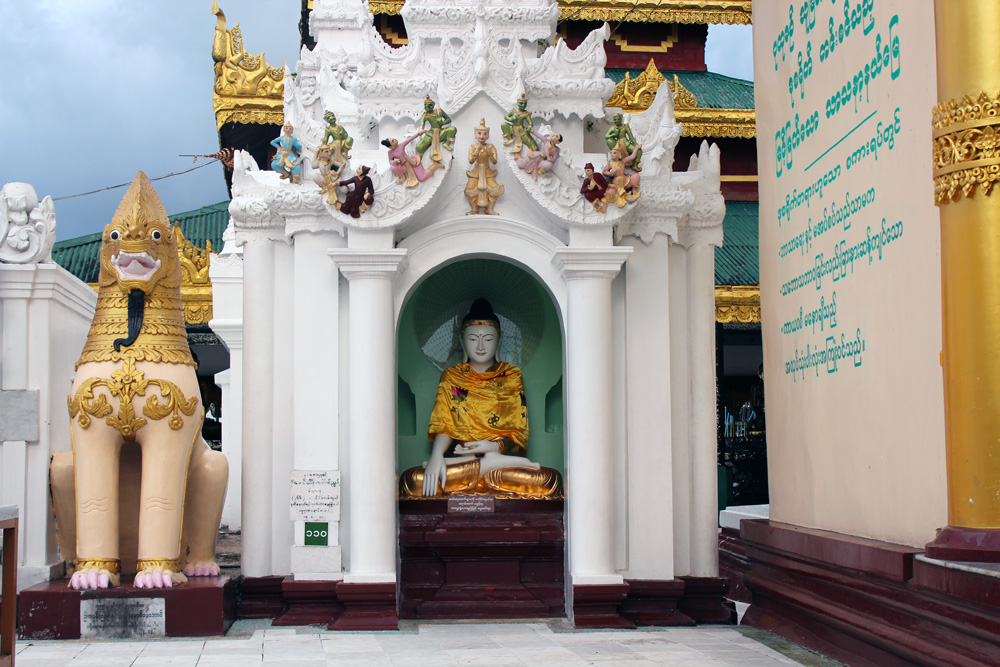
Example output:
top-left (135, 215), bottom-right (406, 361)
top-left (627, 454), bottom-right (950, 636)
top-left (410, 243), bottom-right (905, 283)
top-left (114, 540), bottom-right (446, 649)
top-left (400, 299), bottom-right (562, 498)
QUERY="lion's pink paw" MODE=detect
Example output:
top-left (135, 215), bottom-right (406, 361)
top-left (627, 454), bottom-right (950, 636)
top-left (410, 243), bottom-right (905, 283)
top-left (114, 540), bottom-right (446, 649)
top-left (134, 567), bottom-right (187, 588)
top-left (69, 568), bottom-right (117, 590)
top-left (183, 561), bottom-right (221, 577)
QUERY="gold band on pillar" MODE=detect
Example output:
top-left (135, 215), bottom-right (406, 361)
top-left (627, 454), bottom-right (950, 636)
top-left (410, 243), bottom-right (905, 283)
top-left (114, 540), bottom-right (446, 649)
top-left (928, 0), bottom-right (1000, 560)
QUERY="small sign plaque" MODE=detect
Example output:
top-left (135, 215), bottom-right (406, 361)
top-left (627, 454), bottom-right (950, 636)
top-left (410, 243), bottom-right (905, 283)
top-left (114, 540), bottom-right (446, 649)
top-left (304, 521), bottom-right (329, 546)
top-left (447, 496), bottom-right (495, 513)
top-left (81, 597), bottom-right (166, 639)
top-left (290, 470), bottom-right (341, 522)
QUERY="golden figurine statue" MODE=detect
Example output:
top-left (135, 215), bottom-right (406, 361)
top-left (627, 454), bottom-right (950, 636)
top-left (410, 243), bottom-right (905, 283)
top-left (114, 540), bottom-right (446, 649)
top-left (50, 173), bottom-right (228, 590)
top-left (313, 144), bottom-right (342, 206)
top-left (464, 119), bottom-right (504, 216)
top-left (602, 138), bottom-right (642, 208)
top-left (400, 299), bottom-right (561, 499)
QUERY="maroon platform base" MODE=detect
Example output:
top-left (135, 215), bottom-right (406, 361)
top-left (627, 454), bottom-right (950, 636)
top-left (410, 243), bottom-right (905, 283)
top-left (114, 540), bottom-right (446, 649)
top-left (741, 519), bottom-right (1000, 666)
top-left (273, 578), bottom-right (342, 626)
top-left (18, 576), bottom-right (235, 639)
top-left (572, 584), bottom-right (633, 628)
top-left (718, 526), bottom-right (752, 603)
top-left (677, 576), bottom-right (734, 624)
top-left (330, 582), bottom-right (398, 631)
top-left (925, 525), bottom-right (1000, 562)
top-left (399, 499), bottom-right (564, 620)
top-left (620, 580), bottom-right (694, 626)
top-left (237, 575), bottom-right (287, 619)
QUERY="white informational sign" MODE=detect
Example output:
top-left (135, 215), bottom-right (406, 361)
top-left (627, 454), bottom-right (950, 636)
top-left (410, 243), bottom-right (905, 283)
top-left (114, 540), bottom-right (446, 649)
top-left (289, 470), bottom-right (341, 522)
top-left (80, 598), bottom-right (166, 639)
top-left (755, 1), bottom-right (946, 545)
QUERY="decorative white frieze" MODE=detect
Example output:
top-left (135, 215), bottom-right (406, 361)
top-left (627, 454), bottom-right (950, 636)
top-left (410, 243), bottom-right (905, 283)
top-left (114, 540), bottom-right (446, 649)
top-left (674, 141), bottom-right (726, 247)
top-left (524, 25), bottom-right (614, 120)
top-left (238, 0), bottom-right (725, 246)
top-left (0, 183), bottom-right (56, 265)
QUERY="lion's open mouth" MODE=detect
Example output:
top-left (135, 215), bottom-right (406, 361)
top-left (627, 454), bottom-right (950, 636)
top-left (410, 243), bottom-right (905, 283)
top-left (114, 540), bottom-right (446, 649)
top-left (111, 252), bottom-right (161, 281)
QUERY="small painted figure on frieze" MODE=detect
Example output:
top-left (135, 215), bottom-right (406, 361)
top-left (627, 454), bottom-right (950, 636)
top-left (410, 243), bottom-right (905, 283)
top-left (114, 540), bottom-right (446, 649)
top-left (338, 165), bottom-right (375, 218)
top-left (516, 131), bottom-right (562, 180)
top-left (271, 122), bottom-right (303, 184)
top-left (314, 144), bottom-right (342, 206)
top-left (416, 95), bottom-right (457, 163)
top-left (465, 119), bottom-right (504, 216)
top-left (322, 110), bottom-right (353, 168)
top-left (581, 163), bottom-right (609, 213)
top-left (501, 94), bottom-right (537, 155)
top-left (382, 131), bottom-right (441, 188)
top-left (602, 139), bottom-right (642, 208)
top-left (606, 113), bottom-right (642, 172)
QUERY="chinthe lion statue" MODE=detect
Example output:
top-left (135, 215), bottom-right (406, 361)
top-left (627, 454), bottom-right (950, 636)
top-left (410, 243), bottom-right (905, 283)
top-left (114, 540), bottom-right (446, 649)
top-left (50, 172), bottom-right (228, 589)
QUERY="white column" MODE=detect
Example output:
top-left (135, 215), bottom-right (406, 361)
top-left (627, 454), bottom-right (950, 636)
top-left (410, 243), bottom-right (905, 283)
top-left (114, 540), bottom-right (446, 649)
top-left (209, 251), bottom-right (244, 531)
top-left (290, 230), bottom-right (345, 579)
top-left (687, 242), bottom-right (719, 576)
top-left (270, 241), bottom-right (295, 575)
top-left (554, 247), bottom-right (632, 585)
top-left (328, 248), bottom-right (406, 583)
top-left (214, 368), bottom-right (240, 529)
top-left (0, 279), bottom-right (30, 570)
top-left (622, 235), bottom-right (675, 579)
top-left (239, 237), bottom-right (276, 576)
top-left (293, 231), bottom-right (344, 470)
top-left (1, 264), bottom-right (95, 588)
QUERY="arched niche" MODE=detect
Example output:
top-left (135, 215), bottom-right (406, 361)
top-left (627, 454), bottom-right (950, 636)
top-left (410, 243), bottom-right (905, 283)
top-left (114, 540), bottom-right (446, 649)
top-left (395, 257), bottom-right (565, 476)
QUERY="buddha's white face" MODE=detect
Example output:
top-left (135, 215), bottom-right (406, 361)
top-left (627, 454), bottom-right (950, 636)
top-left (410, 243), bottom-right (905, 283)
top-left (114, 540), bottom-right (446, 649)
top-left (463, 324), bottom-right (499, 365)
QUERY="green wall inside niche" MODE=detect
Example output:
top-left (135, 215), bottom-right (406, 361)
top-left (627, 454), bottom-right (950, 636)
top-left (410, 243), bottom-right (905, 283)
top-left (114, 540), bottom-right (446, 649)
top-left (396, 258), bottom-right (565, 475)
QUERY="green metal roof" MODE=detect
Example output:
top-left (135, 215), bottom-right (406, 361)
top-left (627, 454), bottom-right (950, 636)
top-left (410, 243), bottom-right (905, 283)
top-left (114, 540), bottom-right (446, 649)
top-left (605, 69), bottom-right (755, 109)
top-left (52, 198), bottom-right (758, 287)
top-left (716, 200), bottom-right (759, 285)
top-left (52, 201), bottom-right (230, 284)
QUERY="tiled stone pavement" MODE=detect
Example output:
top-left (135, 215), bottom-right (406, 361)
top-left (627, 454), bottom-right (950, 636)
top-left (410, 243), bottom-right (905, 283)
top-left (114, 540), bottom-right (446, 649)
top-left (14, 619), bottom-right (840, 666)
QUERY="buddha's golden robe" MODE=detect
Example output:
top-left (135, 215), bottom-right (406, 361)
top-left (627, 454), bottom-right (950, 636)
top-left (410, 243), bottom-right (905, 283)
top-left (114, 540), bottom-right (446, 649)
top-left (429, 362), bottom-right (527, 454)
top-left (400, 362), bottom-right (561, 498)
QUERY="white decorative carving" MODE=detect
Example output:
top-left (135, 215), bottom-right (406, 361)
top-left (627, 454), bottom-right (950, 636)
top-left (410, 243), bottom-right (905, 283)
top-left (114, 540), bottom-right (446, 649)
top-left (674, 141), bottom-right (726, 247)
top-left (524, 24), bottom-right (614, 120)
top-left (247, 0), bottom-right (726, 246)
top-left (0, 183), bottom-right (56, 264)
top-left (623, 83), bottom-right (684, 179)
top-left (617, 188), bottom-right (695, 244)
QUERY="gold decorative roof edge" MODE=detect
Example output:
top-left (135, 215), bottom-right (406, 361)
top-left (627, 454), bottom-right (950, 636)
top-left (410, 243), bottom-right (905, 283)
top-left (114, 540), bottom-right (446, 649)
top-left (716, 285), bottom-right (760, 324)
top-left (212, 1), bottom-right (286, 130)
top-left (676, 109), bottom-right (756, 139)
top-left (605, 59), bottom-right (756, 139)
top-left (369, 0), bottom-right (752, 24)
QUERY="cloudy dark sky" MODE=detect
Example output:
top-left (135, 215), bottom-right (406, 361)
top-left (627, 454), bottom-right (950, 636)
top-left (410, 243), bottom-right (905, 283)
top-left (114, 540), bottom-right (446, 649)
top-left (1, 2), bottom-right (751, 242)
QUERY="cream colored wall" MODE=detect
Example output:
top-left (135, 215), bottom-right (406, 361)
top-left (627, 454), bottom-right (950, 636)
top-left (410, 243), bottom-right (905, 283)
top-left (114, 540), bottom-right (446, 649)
top-left (754, 1), bottom-right (946, 547)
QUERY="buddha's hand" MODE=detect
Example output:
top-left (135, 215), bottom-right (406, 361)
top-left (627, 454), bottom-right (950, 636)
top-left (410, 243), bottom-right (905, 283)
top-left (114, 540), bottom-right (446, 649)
top-left (453, 440), bottom-right (500, 456)
top-left (422, 451), bottom-right (447, 497)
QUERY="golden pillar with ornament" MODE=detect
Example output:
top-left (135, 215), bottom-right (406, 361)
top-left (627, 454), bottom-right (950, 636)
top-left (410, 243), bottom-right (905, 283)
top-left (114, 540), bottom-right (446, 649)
top-left (927, 0), bottom-right (1000, 560)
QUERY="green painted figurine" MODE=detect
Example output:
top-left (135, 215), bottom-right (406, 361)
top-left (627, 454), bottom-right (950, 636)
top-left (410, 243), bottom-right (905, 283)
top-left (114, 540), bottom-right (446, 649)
top-left (323, 110), bottom-right (354, 167)
top-left (501, 94), bottom-right (537, 154)
top-left (605, 113), bottom-right (642, 172)
top-left (416, 95), bottom-right (457, 163)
